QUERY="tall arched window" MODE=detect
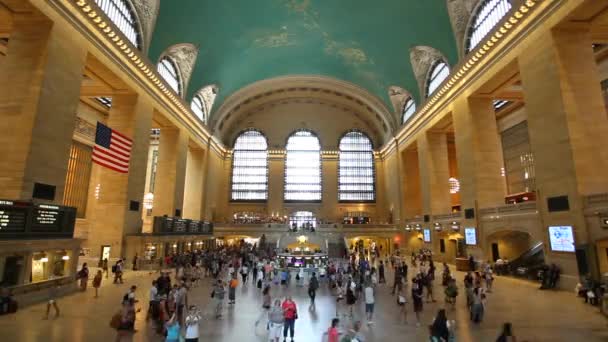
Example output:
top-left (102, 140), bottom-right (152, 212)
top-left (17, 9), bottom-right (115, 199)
top-left (157, 56), bottom-right (182, 95)
top-left (339, 131), bottom-right (375, 202)
top-left (190, 95), bottom-right (207, 123)
top-left (426, 60), bottom-right (450, 98)
top-left (466, 0), bottom-right (513, 53)
top-left (402, 98), bottom-right (416, 123)
top-left (94, 0), bottom-right (141, 49)
top-left (284, 130), bottom-right (322, 202)
top-left (231, 130), bottom-right (269, 201)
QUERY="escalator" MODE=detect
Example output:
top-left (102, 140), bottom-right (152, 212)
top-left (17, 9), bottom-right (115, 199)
top-left (500, 242), bottom-right (545, 280)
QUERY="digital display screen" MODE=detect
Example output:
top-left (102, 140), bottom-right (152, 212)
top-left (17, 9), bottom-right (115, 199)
top-left (465, 227), bottom-right (477, 245)
top-left (423, 229), bottom-right (431, 242)
top-left (548, 226), bottom-right (575, 252)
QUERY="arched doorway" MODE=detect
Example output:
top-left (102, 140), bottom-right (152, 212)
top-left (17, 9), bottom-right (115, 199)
top-left (485, 229), bottom-right (544, 278)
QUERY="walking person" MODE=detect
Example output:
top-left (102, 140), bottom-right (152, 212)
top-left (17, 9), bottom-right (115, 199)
top-left (346, 279), bottom-right (357, 319)
top-left (364, 282), bottom-right (375, 325)
top-left (228, 273), bottom-right (238, 305)
top-left (78, 263), bottom-right (89, 291)
top-left (184, 305), bottom-right (202, 342)
top-left (412, 278), bottom-right (424, 327)
top-left (470, 286), bottom-right (486, 323)
top-left (391, 265), bottom-right (403, 295)
top-left (309, 272), bottom-right (319, 305)
top-left (93, 270), bottom-right (103, 298)
top-left (113, 259), bottom-right (124, 284)
top-left (102, 258), bottom-right (109, 279)
top-left (147, 280), bottom-right (159, 321)
top-left (268, 299), bottom-right (284, 342)
top-left (282, 296), bottom-right (298, 342)
top-left (212, 279), bottom-right (225, 319)
top-left (325, 318), bottom-right (340, 342)
top-left (496, 322), bottom-right (517, 342)
top-left (43, 285), bottom-right (60, 319)
top-left (241, 263), bottom-right (249, 284)
top-left (429, 309), bottom-right (450, 342)
top-left (378, 261), bottom-right (386, 284)
top-left (164, 312), bottom-right (181, 342)
top-left (397, 286), bottom-right (408, 324)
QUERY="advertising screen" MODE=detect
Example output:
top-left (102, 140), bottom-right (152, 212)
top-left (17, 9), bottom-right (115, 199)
top-left (548, 226), bottom-right (575, 252)
top-left (465, 227), bottom-right (477, 245)
top-left (423, 229), bottom-right (431, 243)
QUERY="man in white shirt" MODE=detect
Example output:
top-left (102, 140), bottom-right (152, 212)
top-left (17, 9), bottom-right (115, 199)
top-left (364, 283), bottom-right (375, 324)
top-left (147, 281), bottom-right (158, 321)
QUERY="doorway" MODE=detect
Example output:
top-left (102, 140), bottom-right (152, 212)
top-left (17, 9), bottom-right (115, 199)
top-left (491, 243), bottom-right (500, 261)
top-left (100, 245), bottom-right (111, 262)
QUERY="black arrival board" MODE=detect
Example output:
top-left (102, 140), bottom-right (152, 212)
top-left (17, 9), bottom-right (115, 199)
top-left (152, 216), bottom-right (213, 235)
top-left (0, 200), bottom-right (76, 239)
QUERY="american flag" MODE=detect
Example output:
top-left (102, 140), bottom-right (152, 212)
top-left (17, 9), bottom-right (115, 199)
top-left (92, 122), bottom-right (132, 173)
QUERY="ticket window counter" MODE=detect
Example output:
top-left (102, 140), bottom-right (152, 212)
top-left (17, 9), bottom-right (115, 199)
top-left (31, 251), bottom-right (72, 284)
top-left (144, 244), bottom-right (160, 260)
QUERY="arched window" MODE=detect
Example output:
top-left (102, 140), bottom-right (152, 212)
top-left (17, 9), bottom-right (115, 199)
top-left (426, 60), bottom-right (450, 98)
top-left (338, 131), bottom-right (375, 202)
top-left (231, 130), bottom-right (269, 201)
top-left (284, 130), bottom-right (322, 201)
top-left (402, 98), bottom-right (416, 123)
top-left (157, 56), bottom-right (181, 95)
top-left (466, 0), bottom-right (513, 53)
top-left (94, 0), bottom-right (141, 49)
top-left (190, 95), bottom-right (206, 123)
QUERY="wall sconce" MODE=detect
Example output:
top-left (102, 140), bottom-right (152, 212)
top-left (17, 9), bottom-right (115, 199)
top-left (405, 224), bottom-right (411, 231)
top-left (415, 224), bottom-right (422, 231)
top-left (434, 222), bottom-right (442, 231)
top-left (62, 255), bottom-right (70, 261)
top-left (450, 221), bottom-right (460, 231)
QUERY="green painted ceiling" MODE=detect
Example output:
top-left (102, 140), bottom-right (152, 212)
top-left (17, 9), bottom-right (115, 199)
top-left (149, 0), bottom-right (458, 117)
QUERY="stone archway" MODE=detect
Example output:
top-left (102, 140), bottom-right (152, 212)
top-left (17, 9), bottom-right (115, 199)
top-left (484, 229), bottom-right (539, 263)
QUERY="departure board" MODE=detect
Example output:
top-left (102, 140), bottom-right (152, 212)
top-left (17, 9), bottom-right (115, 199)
top-left (173, 219), bottom-right (188, 233)
top-left (188, 220), bottom-right (202, 233)
top-left (0, 200), bottom-right (28, 232)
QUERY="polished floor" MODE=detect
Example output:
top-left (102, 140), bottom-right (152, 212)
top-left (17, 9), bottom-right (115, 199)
top-left (0, 263), bottom-right (606, 342)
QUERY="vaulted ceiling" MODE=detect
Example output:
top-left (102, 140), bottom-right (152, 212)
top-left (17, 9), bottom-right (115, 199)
top-left (149, 0), bottom-right (459, 122)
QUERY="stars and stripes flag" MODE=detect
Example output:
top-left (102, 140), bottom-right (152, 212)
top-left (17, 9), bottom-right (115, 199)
top-left (92, 122), bottom-right (132, 173)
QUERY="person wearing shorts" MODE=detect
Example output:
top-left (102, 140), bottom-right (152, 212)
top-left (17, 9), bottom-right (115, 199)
top-left (268, 299), bottom-right (284, 342)
top-left (364, 283), bottom-right (375, 325)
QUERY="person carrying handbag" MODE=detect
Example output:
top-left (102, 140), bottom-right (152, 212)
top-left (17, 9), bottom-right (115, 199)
top-left (282, 296), bottom-right (298, 342)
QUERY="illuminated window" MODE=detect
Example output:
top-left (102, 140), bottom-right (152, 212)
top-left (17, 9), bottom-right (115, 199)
top-left (339, 131), bottom-right (375, 202)
top-left (449, 177), bottom-right (460, 194)
top-left (231, 130), bottom-right (268, 201)
top-left (426, 60), bottom-right (450, 97)
top-left (157, 56), bottom-right (181, 95)
top-left (284, 130), bottom-right (322, 201)
top-left (190, 95), bottom-right (206, 122)
top-left (466, 0), bottom-right (513, 53)
top-left (402, 98), bottom-right (416, 123)
top-left (289, 211), bottom-right (316, 229)
top-left (94, 0), bottom-right (141, 49)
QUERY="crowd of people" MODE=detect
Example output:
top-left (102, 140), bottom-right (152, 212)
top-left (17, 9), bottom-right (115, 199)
top-left (11, 236), bottom-right (524, 341)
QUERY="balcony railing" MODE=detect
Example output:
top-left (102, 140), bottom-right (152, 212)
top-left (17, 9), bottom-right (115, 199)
top-left (584, 193), bottom-right (608, 209)
top-left (479, 201), bottom-right (538, 219)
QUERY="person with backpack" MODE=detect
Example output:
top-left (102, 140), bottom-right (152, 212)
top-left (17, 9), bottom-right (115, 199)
top-left (228, 273), bottom-right (238, 305)
top-left (282, 296), bottom-right (298, 342)
top-left (113, 259), bottom-right (124, 284)
top-left (78, 263), bottom-right (89, 291)
top-left (346, 278), bottom-right (357, 319)
top-left (309, 272), bottom-right (319, 305)
top-left (444, 278), bottom-right (458, 307)
top-left (268, 299), bottom-right (284, 342)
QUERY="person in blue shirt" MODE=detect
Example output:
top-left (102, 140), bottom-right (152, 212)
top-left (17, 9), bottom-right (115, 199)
top-left (165, 313), bottom-right (181, 342)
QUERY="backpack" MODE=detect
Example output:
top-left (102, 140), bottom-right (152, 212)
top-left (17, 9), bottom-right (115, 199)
top-left (109, 311), bottom-right (122, 329)
top-left (111, 265), bottom-right (117, 273)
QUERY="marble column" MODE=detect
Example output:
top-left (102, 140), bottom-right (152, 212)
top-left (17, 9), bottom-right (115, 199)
top-left (267, 153), bottom-right (285, 219)
top-left (401, 148), bottom-right (423, 219)
top-left (518, 27), bottom-right (608, 287)
top-left (452, 97), bottom-right (506, 210)
top-left (182, 146), bottom-right (205, 220)
top-left (87, 95), bottom-right (154, 258)
top-left (417, 131), bottom-right (452, 215)
top-left (0, 12), bottom-right (87, 201)
top-left (152, 127), bottom-right (188, 218)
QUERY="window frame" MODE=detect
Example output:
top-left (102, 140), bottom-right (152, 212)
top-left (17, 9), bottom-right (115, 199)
top-left (157, 56), bottom-right (182, 96)
top-left (230, 129), bottom-right (269, 202)
top-left (284, 129), bottom-right (323, 203)
top-left (402, 97), bottom-right (416, 124)
top-left (464, 0), bottom-right (513, 53)
top-left (338, 130), bottom-right (376, 203)
top-left (190, 95), bottom-right (207, 123)
top-left (425, 60), bottom-right (450, 98)
top-left (94, 0), bottom-right (142, 49)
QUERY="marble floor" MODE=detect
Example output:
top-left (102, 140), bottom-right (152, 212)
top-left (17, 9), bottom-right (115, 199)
top-left (0, 264), bottom-right (606, 342)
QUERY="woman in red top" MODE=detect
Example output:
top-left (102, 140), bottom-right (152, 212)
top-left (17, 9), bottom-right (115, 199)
top-left (327, 318), bottom-right (340, 342)
top-left (282, 296), bottom-right (298, 342)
